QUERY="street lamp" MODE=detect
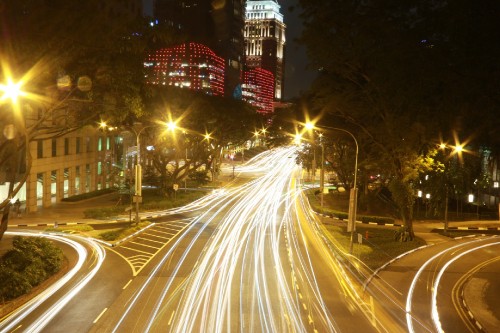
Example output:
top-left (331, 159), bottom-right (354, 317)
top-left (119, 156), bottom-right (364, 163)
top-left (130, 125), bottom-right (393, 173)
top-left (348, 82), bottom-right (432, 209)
top-left (305, 122), bottom-right (317, 187)
top-left (0, 77), bottom-right (28, 224)
top-left (310, 125), bottom-right (359, 254)
top-left (166, 121), bottom-right (192, 190)
top-left (100, 121), bottom-right (165, 225)
top-left (439, 142), bottom-right (465, 234)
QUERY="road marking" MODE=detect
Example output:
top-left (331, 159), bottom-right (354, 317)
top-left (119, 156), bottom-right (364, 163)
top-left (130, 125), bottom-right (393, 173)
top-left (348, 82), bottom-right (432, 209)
top-left (168, 310), bottom-right (176, 325)
top-left (11, 325), bottom-right (22, 332)
top-left (93, 308), bottom-right (108, 323)
top-left (129, 241), bottom-right (161, 250)
top-left (123, 279), bottom-right (132, 289)
top-left (142, 232), bottom-right (170, 240)
top-left (136, 237), bottom-right (166, 245)
top-left (120, 245), bottom-right (154, 255)
top-left (156, 225), bottom-right (183, 232)
top-left (149, 229), bottom-right (177, 236)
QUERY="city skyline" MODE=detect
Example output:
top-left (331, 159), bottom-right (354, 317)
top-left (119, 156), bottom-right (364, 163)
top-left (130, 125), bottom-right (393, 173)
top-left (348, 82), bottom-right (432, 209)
top-left (142, 0), bottom-right (316, 100)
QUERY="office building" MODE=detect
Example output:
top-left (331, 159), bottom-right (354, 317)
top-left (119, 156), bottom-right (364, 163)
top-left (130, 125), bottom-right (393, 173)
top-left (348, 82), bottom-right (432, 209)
top-left (144, 42), bottom-right (225, 96)
top-left (242, 68), bottom-right (274, 114)
top-left (154, 0), bottom-right (246, 98)
top-left (244, 0), bottom-right (286, 101)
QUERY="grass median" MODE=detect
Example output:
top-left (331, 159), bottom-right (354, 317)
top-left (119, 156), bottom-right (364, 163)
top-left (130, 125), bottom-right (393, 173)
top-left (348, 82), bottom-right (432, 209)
top-left (306, 188), bottom-right (426, 270)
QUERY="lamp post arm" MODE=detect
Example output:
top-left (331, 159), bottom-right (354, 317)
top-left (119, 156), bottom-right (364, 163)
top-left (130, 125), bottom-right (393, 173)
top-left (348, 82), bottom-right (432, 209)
top-left (314, 125), bottom-right (359, 255)
top-left (316, 126), bottom-right (359, 189)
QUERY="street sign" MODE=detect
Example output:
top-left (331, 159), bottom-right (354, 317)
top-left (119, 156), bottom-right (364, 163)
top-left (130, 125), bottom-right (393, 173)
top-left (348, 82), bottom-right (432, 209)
top-left (173, 184), bottom-right (179, 191)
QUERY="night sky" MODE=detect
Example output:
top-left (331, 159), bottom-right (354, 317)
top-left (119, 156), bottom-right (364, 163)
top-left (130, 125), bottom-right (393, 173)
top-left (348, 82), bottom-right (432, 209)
top-left (142, 0), bottom-right (316, 100)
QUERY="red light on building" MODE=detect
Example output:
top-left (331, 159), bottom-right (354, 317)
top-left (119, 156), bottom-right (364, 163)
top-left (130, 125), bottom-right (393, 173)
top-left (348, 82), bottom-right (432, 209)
top-left (242, 68), bottom-right (274, 114)
top-left (144, 42), bottom-right (225, 96)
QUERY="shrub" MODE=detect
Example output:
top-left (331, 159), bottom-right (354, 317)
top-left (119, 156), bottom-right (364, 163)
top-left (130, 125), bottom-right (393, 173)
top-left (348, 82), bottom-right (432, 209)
top-left (61, 188), bottom-right (116, 202)
top-left (84, 207), bottom-right (123, 219)
top-left (45, 224), bottom-right (94, 233)
top-left (0, 236), bottom-right (64, 301)
top-left (99, 230), bottom-right (120, 241)
top-left (0, 268), bottom-right (32, 300)
top-left (189, 170), bottom-right (210, 185)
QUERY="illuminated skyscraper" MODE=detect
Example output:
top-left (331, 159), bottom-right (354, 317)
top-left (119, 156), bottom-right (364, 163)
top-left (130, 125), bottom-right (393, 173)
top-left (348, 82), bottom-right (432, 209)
top-left (154, 0), bottom-right (246, 98)
top-left (244, 0), bottom-right (286, 101)
top-left (144, 42), bottom-right (225, 96)
top-left (242, 68), bottom-right (274, 114)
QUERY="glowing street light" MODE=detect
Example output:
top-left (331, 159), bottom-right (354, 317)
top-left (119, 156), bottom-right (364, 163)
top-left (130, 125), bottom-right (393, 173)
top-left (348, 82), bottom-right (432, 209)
top-left (99, 120), bottom-right (172, 225)
top-left (306, 123), bottom-right (359, 254)
top-left (305, 121), bottom-right (315, 131)
top-left (438, 137), bottom-right (469, 233)
top-left (294, 133), bottom-right (302, 145)
top-left (0, 78), bottom-right (26, 104)
top-left (167, 121), bottom-right (177, 132)
top-left (304, 121), bottom-right (318, 188)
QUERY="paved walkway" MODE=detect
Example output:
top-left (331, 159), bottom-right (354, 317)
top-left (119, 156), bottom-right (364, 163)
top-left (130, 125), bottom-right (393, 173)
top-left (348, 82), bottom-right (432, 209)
top-left (9, 191), bottom-right (123, 227)
top-left (8, 162), bottom-right (241, 228)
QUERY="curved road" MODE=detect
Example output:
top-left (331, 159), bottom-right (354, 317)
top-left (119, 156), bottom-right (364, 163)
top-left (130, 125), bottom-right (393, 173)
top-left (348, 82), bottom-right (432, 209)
top-left (89, 147), bottom-right (385, 332)
top-left (368, 235), bottom-right (500, 333)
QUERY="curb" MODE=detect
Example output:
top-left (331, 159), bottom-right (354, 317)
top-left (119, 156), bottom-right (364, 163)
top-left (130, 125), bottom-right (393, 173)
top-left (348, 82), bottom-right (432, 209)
top-left (312, 211), bottom-right (402, 227)
top-left (458, 287), bottom-right (486, 333)
top-left (10, 222), bottom-right (87, 227)
top-left (446, 226), bottom-right (500, 231)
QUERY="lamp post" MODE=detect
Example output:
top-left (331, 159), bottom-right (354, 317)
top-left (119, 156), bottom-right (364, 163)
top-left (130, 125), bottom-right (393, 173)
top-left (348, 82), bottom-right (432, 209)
top-left (305, 122), bottom-right (316, 186)
top-left (439, 142), bottom-right (464, 234)
top-left (0, 77), bottom-right (28, 235)
top-left (100, 121), bottom-right (158, 226)
top-left (319, 133), bottom-right (325, 209)
top-left (309, 124), bottom-right (359, 254)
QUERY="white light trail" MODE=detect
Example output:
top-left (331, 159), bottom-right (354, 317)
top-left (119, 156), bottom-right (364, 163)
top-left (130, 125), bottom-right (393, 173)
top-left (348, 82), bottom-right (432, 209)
top-left (0, 232), bottom-right (105, 333)
top-left (405, 237), bottom-right (488, 333)
top-left (430, 240), bottom-right (500, 332)
top-left (110, 146), bottom-right (380, 332)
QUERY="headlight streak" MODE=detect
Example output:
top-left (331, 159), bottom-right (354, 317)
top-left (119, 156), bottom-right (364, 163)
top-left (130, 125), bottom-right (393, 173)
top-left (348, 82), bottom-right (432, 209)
top-left (113, 181), bottom-right (253, 333)
top-left (288, 188), bottom-right (352, 331)
top-left (0, 232), bottom-right (105, 333)
top-left (292, 178), bottom-right (399, 332)
top-left (430, 240), bottom-right (500, 333)
top-left (167, 147), bottom-right (319, 332)
top-left (111, 146), bottom-right (384, 332)
top-left (405, 237), bottom-right (488, 333)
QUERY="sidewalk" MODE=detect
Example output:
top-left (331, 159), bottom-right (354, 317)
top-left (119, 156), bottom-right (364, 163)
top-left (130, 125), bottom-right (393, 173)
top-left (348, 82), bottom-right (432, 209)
top-left (8, 163), bottom-right (242, 228)
top-left (9, 192), bottom-right (122, 227)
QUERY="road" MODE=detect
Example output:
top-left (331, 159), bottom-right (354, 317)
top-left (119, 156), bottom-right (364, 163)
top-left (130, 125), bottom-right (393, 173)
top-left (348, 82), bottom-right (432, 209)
top-left (0, 232), bottom-right (106, 333)
top-left (5, 147), bottom-right (498, 332)
top-left (368, 235), bottom-right (500, 333)
top-left (88, 147), bottom-right (385, 332)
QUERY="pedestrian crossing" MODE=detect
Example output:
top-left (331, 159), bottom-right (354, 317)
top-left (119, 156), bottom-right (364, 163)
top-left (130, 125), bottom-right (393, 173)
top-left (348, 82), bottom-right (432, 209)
top-left (108, 218), bottom-right (194, 276)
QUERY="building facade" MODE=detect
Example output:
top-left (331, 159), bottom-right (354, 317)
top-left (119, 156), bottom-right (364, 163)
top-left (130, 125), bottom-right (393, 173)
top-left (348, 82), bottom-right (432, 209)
top-left (0, 120), bottom-right (120, 213)
top-left (144, 42), bottom-right (225, 96)
top-left (154, 0), bottom-right (246, 98)
top-left (244, 0), bottom-right (286, 101)
top-left (242, 68), bottom-right (274, 114)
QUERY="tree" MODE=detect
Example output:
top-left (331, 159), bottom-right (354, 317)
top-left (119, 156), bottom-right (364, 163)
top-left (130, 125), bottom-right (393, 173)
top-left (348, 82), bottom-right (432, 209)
top-left (140, 87), bottom-right (262, 193)
top-left (0, 1), bottom-right (176, 239)
top-left (297, 0), bottom-right (499, 238)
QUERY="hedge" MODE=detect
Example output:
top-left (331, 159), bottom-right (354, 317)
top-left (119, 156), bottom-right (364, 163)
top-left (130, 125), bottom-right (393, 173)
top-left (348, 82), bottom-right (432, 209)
top-left (0, 236), bottom-right (63, 301)
top-left (61, 188), bottom-right (116, 202)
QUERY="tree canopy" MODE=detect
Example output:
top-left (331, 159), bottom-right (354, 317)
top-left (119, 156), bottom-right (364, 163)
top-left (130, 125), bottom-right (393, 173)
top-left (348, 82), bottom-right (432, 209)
top-left (296, 0), bottom-right (500, 234)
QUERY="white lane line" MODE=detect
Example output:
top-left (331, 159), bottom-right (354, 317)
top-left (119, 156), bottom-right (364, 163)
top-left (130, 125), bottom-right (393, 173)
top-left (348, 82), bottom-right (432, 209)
top-left (123, 279), bottom-right (132, 290)
top-left (93, 308), bottom-right (108, 324)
